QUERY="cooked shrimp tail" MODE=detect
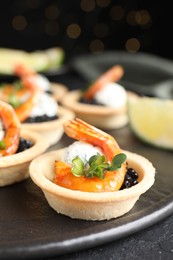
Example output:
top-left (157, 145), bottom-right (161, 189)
top-left (12, 64), bottom-right (40, 122)
top-left (14, 64), bottom-right (35, 77)
top-left (84, 65), bottom-right (124, 100)
top-left (64, 118), bottom-right (121, 162)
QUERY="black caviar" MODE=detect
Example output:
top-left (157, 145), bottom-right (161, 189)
top-left (79, 97), bottom-right (105, 106)
top-left (16, 138), bottom-right (33, 153)
top-left (24, 114), bottom-right (58, 123)
top-left (120, 167), bottom-right (138, 189)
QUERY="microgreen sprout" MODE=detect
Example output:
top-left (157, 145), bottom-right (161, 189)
top-left (8, 94), bottom-right (21, 108)
top-left (71, 153), bottom-right (127, 179)
top-left (0, 140), bottom-right (6, 150)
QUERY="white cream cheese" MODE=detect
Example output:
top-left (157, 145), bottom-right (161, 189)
top-left (31, 74), bottom-right (51, 92)
top-left (94, 82), bottom-right (127, 109)
top-left (0, 119), bottom-right (5, 140)
top-left (30, 93), bottom-right (58, 117)
top-left (63, 141), bottom-right (103, 166)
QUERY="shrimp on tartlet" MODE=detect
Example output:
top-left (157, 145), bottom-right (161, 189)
top-left (54, 118), bottom-right (127, 192)
top-left (61, 66), bottom-right (137, 130)
top-left (29, 118), bottom-right (155, 220)
top-left (0, 100), bottom-right (48, 187)
top-left (0, 64), bottom-right (74, 147)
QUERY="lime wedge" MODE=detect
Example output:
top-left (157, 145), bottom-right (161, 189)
top-left (128, 96), bottom-right (173, 149)
top-left (0, 47), bottom-right (64, 74)
top-left (45, 47), bottom-right (64, 69)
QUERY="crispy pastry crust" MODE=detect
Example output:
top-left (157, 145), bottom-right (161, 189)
top-left (50, 83), bottom-right (68, 103)
top-left (61, 90), bottom-right (136, 129)
top-left (21, 106), bottom-right (75, 147)
top-left (0, 129), bottom-right (48, 187)
top-left (29, 148), bottom-right (155, 221)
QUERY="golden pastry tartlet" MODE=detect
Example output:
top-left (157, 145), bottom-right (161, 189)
top-left (0, 101), bottom-right (48, 187)
top-left (62, 89), bottom-right (134, 130)
top-left (22, 106), bottom-right (74, 147)
top-left (50, 82), bottom-right (68, 103)
top-left (62, 65), bottom-right (136, 130)
top-left (30, 118), bottom-right (155, 221)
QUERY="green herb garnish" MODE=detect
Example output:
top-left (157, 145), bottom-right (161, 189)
top-left (71, 153), bottom-right (127, 179)
top-left (0, 140), bottom-right (6, 150)
top-left (8, 94), bottom-right (21, 108)
top-left (13, 81), bottom-right (23, 90)
top-left (71, 156), bottom-right (85, 177)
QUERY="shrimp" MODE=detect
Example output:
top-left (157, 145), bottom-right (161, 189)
top-left (14, 64), bottom-right (35, 77)
top-left (64, 118), bottom-right (121, 161)
top-left (54, 118), bottom-right (126, 192)
top-left (0, 100), bottom-right (20, 157)
top-left (14, 65), bottom-right (40, 122)
top-left (0, 64), bottom-right (40, 122)
top-left (84, 65), bottom-right (124, 100)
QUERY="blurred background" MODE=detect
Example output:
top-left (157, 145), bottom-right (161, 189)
top-left (0, 0), bottom-right (172, 62)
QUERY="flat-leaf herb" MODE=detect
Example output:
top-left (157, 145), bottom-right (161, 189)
top-left (71, 153), bottom-right (126, 179)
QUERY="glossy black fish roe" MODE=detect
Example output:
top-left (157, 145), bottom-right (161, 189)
top-left (79, 97), bottom-right (105, 106)
top-left (24, 114), bottom-right (58, 123)
top-left (120, 167), bottom-right (138, 190)
top-left (16, 138), bottom-right (33, 153)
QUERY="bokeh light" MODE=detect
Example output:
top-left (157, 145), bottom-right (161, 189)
top-left (45, 5), bottom-right (60, 20)
top-left (125, 38), bottom-right (140, 53)
top-left (67, 24), bottom-right (81, 39)
top-left (89, 39), bottom-right (104, 54)
top-left (80, 0), bottom-right (95, 12)
top-left (110, 5), bottom-right (125, 21)
top-left (96, 0), bottom-right (111, 8)
top-left (12, 15), bottom-right (27, 31)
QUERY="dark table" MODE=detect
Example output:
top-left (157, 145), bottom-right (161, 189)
top-left (49, 214), bottom-right (173, 260)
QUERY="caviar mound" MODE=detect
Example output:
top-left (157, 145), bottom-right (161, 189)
top-left (29, 148), bottom-right (155, 221)
top-left (0, 129), bottom-right (48, 187)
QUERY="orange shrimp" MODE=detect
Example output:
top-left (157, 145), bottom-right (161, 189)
top-left (54, 118), bottom-right (126, 192)
top-left (84, 65), bottom-right (124, 100)
top-left (0, 100), bottom-right (20, 157)
top-left (0, 64), bottom-right (40, 122)
top-left (14, 64), bottom-right (36, 78)
top-left (14, 67), bottom-right (40, 122)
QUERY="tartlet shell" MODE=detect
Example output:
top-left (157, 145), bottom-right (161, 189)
top-left (0, 129), bottom-right (48, 187)
top-left (21, 106), bottom-right (75, 147)
top-left (50, 83), bottom-right (68, 103)
top-left (29, 148), bottom-right (155, 221)
top-left (61, 90), bottom-right (136, 130)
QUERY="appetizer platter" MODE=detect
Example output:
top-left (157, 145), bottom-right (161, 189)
top-left (1, 51), bottom-right (173, 259)
top-left (1, 124), bottom-right (173, 259)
